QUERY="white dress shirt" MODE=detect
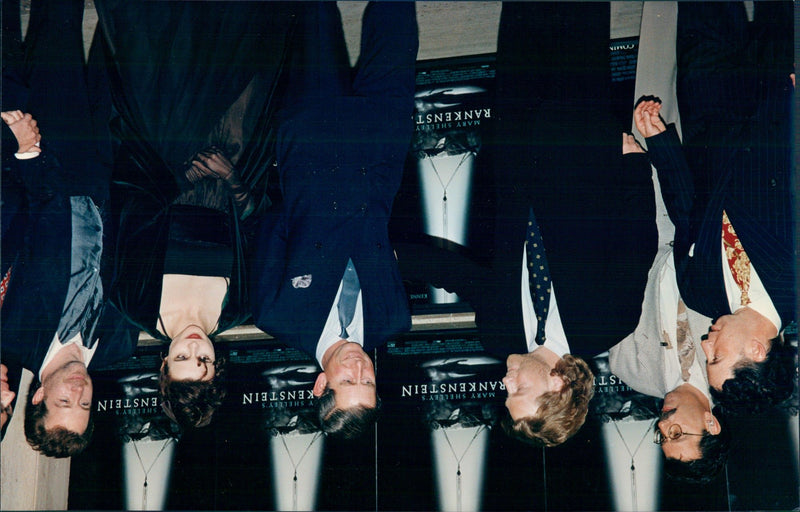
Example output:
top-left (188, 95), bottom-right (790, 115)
top-left (720, 238), bottom-right (781, 333)
top-left (315, 265), bottom-right (365, 368)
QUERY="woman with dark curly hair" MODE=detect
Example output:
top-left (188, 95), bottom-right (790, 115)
top-left (96, 2), bottom-right (299, 428)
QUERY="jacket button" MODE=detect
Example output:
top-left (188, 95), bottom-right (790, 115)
top-left (332, 201), bottom-right (338, 210)
top-left (315, 242), bottom-right (322, 249)
top-left (360, 203), bottom-right (367, 211)
top-left (360, 167), bottom-right (367, 175)
top-left (770, 178), bottom-right (777, 187)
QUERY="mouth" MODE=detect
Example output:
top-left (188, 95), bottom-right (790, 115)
top-left (343, 353), bottom-right (367, 362)
top-left (187, 333), bottom-right (203, 340)
top-left (66, 374), bottom-right (88, 384)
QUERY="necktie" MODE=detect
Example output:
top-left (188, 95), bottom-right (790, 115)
top-left (675, 299), bottom-right (695, 382)
top-left (721, 210), bottom-right (751, 305)
top-left (337, 259), bottom-right (360, 339)
top-left (526, 208), bottom-right (551, 344)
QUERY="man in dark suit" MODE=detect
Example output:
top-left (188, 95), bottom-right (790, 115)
top-left (487, 2), bottom-right (658, 446)
top-left (1, 0), bottom-right (137, 457)
top-left (1, 110), bottom-right (138, 458)
top-left (250, 2), bottom-right (418, 439)
top-left (397, 3), bottom-right (659, 447)
top-left (637, 2), bottom-right (795, 414)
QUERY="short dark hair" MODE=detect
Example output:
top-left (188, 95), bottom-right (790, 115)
top-left (710, 334), bottom-right (797, 415)
top-left (502, 354), bottom-right (595, 447)
top-left (160, 356), bottom-right (227, 429)
top-left (24, 383), bottom-right (94, 458)
top-left (315, 387), bottom-right (380, 440)
top-left (662, 407), bottom-right (731, 485)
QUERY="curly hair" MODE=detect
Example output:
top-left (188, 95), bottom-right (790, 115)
top-left (160, 356), bottom-right (227, 429)
top-left (24, 383), bottom-right (94, 458)
top-left (502, 354), bottom-right (595, 447)
top-left (315, 387), bottom-right (381, 440)
top-left (710, 334), bottom-right (797, 415)
top-left (662, 406), bottom-right (731, 485)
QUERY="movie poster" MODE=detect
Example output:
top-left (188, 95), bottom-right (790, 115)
top-left (391, 54), bottom-right (496, 308)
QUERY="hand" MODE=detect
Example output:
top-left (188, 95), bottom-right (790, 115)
top-left (1, 110), bottom-right (42, 154)
top-left (634, 99), bottom-right (666, 138)
top-left (186, 148), bottom-right (235, 182)
top-left (622, 133), bottom-right (645, 155)
top-left (1, 364), bottom-right (15, 430)
top-left (186, 147), bottom-right (252, 213)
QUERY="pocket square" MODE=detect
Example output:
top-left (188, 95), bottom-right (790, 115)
top-left (291, 274), bottom-right (312, 289)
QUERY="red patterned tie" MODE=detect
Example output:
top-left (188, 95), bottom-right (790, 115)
top-left (721, 211), bottom-right (751, 305)
top-left (0, 266), bottom-right (11, 309)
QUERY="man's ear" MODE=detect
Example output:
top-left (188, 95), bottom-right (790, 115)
top-left (747, 338), bottom-right (768, 363)
top-left (549, 374), bottom-right (566, 393)
top-left (32, 385), bottom-right (45, 405)
top-left (704, 411), bottom-right (721, 435)
top-left (313, 372), bottom-right (328, 397)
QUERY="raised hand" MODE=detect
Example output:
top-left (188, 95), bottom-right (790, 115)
top-left (634, 99), bottom-right (666, 138)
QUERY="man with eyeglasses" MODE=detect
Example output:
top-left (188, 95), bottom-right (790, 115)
top-left (610, 249), bottom-right (731, 484)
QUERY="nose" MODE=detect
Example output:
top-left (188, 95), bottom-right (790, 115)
top-left (502, 374), bottom-right (514, 393)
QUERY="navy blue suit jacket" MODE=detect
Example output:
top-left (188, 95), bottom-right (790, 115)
top-left (250, 2), bottom-right (417, 359)
top-left (1, 153), bottom-right (138, 377)
top-left (645, 125), bottom-right (794, 325)
top-left (645, 2), bottom-right (795, 325)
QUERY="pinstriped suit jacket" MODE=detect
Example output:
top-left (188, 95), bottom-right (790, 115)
top-left (650, 1), bottom-right (795, 326)
top-left (645, 122), bottom-right (794, 325)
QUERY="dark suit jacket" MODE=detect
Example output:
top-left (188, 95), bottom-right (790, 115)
top-left (477, 2), bottom-right (659, 359)
top-left (1, 153), bottom-right (138, 377)
top-left (645, 125), bottom-right (794, 325)
top-left (1, 0), bottom-right (137, 376)
top-left (644, 2), bottom-right (795, 325)
top-left (250, 2), bottom-right (417, 358)
top-left (396, 4), bottom-right (658, 360)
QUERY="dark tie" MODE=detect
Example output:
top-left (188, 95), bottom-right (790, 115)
top-left (526, 208), bottom-right (551, 344)
top-left (337, 259), bottom-right (360, 338)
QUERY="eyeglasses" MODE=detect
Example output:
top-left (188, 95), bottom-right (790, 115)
top-left (653, 423), bottom-right (704, 444)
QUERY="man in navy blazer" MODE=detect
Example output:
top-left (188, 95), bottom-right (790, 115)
top-left (250, 2), bottom-right (418, 438)
top-left (1, 110), bottom-right (138, 457)
top-left (1, 0), bottom-right (137, 457)
top-left (637, 2), bottom-right (795, 414)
